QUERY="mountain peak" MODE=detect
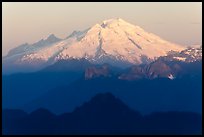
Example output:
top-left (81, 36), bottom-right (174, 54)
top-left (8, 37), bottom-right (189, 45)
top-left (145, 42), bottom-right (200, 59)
top-left (102, 18), bottom-right (124, 24)
top-left (99, 18), bottom-right (133, 28)
top-left (45, 34), bottom-right (60, 40)
top-left (91, 92), bottom-right (117, 102)
top-left (66, 30), bottom-right (87, 39)
top-left (73, 92), bottom-right (135, 115)
top-left (41, 34), bottom-right (62, 44)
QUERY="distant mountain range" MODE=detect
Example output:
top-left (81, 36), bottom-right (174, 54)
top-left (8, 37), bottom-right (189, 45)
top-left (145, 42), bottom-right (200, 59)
top-left (3, 51), bottom-right (202, 114)
top-left (2, 93), bottom-right (202, 135)
top-left (3, 18), bottom-right (188, 74)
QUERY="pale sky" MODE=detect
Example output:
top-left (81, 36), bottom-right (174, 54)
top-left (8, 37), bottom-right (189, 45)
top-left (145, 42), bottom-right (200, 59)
top-left (2, 2), bottom-right (202, 56)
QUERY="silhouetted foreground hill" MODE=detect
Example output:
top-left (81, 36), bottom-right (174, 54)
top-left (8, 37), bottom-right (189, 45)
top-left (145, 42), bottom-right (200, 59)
top-left (2, 93), bottom-right (202, 135)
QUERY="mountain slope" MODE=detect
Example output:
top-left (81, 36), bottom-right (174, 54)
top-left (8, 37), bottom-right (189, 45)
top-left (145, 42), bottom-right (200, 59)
top-left (56, 18), bottom-right (184, 64)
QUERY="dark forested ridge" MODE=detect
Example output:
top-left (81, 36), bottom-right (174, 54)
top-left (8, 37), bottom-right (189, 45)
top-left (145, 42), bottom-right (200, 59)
top-left (2, 93), bottom-right (202, 135)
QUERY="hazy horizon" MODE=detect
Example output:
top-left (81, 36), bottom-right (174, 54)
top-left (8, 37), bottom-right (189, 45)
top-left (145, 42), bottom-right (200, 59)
top-left (2, 2), bottom-right (202, 56)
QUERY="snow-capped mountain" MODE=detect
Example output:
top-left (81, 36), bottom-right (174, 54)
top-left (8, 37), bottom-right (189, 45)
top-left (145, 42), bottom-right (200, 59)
top-left (164, 46), bottom-right (202, 62)
top-left (3, 18), bottom-right (185, 74)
